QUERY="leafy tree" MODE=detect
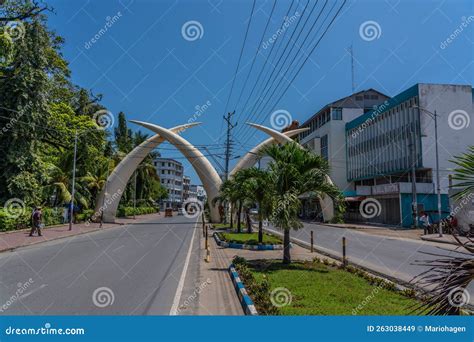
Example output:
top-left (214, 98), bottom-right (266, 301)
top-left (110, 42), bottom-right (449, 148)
top-left (262, 142), bottom-right (341, 264)
top-left (450, 146), bottom-right (474, 200)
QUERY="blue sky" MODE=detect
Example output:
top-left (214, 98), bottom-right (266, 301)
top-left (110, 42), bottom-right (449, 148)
top-left (47, 0), bottom-right (473, 184)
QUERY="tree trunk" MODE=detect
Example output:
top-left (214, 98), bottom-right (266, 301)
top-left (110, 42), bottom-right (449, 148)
top-left (246, 208), bottom-right (252, 233)
top-left (237, 202), bottom-right (242, 233)
top-left (229, 203), bottom-right (233, 229)
top-left (283, 229), bottom-right (291, 264)
top-left (258, 220), bottom-right (263, 244)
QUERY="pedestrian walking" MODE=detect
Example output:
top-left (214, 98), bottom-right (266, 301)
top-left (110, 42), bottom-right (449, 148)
top-left (29, 207), bottom-right (43, 237)
top-left (419, 211), bottom-right (431, 235)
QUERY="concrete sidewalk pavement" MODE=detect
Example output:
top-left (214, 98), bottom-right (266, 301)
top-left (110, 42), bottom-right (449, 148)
top-left (0, 213), bottom-right (163, 253)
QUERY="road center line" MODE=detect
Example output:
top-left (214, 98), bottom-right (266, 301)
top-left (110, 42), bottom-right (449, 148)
top-left (169, 219), bottom-right (198, 315)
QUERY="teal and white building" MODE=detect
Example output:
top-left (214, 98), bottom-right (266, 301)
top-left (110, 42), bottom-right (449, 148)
top-left (300, 83), bottom-right (473, 227)
top-left (345, 84), bottom-right (473, 227)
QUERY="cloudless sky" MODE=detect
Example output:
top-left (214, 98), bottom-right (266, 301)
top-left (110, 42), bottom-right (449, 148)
top-left (47, 0), bottom-right (473, 184)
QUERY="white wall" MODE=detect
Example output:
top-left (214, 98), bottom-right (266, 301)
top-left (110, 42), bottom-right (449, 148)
top-left (418, 84), bottom-right (473, 195)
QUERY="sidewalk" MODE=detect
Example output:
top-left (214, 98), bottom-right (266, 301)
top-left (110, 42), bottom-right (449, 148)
top-left (0, 213), bottom-right (162, 253)
top-left (321, 222), bottom-right (425, 240)
top-left (197, 229), bottom-right (322, 315)
top-left (420, 233), bottom-right (472, 246)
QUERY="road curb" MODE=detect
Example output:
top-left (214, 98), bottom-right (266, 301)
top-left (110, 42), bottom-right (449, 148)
top-left (214, 232), bottom-right (283, 250)
top-left (228, 264), bottom-right (258, 316)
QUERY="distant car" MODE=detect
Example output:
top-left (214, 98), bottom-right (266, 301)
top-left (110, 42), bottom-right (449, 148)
top-left (177, 208), bottom-right (185, 215)
top-left (249, 208), bottom-right (258, 215)
top-left (165, 208), bottom-right (173, 217)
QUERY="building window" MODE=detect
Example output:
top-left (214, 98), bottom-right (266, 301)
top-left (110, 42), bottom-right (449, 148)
top-left (370, 94), bottom-right (378, 100)
top-left (320, 135), bottom-right (328, 160)
top-left (161, 170), bottom-right (165, 174)
top-left (332, 108), bottom-right (342, 120)
top-left (355, 95), bottom-right (363, 101)
top-left (162, 162), bottom-right (165, 166)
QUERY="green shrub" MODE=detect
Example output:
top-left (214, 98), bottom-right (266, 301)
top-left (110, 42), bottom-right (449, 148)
top-left (117, 206), bottom-right (157, 217)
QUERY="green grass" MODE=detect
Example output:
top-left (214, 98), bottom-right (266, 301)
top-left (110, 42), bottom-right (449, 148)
top-left (245, 260), bottom-right (420, 315)
top-left (219, 232), bottom-right (282, 245)
top-left (212, 222), bottom-right (247, 230)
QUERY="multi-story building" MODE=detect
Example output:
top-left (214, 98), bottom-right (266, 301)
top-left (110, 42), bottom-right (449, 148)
top-left (298, 89), bottom-right (390, 218)
top-left (182, 176), bottom-right (197, 201)
top-left (190, 185), bottom-right (206, 203)
top-left (345, 83), bottom-right (473, 227)
top-left (154, 158), bottom-right (184, 209)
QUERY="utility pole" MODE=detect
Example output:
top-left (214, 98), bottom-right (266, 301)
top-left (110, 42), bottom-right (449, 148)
top-left (223, 111), bottom-right (237, 181)
top-left (349, 44), bottom-right (355, 94)
top-left (223, 111), bottom-right (237, 225)
top-left (410, 123), bottom-right (418, 229)
top-left (133, 171), bottom-right (137, 220)
top-left (69, 131), bottom-right (78, 231)
top-left (433, 110), bottom-right (442, 237)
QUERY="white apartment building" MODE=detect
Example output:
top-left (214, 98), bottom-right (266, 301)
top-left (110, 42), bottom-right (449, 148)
top-left (345, 83), bottom-right (473, 227)
top-left (154, 158), bottom-right (184, 209)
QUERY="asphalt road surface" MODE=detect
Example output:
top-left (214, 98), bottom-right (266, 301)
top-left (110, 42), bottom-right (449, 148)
top-left (0, 215), bottom-right (201, 315)
top-left (266, 222), bottom-right (473, 299)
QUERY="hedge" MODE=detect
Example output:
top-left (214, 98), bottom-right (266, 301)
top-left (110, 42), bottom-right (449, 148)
top-left (117, 206), bottom-right (158, 217)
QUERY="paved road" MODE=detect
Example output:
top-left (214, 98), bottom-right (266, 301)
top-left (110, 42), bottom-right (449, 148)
top-left (266, 222), bottom-right (473, 297)
top-left (0, 215), bottom-right (201, 315)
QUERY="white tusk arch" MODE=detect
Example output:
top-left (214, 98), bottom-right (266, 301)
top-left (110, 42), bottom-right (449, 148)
top-left (233, 123), bottom-right (336, 223)
top-left (130, 120), bottom-right (222, 223)
top-left (94, 122), bottom-right (201, 223)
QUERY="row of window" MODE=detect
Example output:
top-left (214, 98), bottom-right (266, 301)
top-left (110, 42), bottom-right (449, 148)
top-left (300, 107), bottom-right (343, 140)
top-left (346, 97), bottom-right (420, 180)
top-left (154, 161), bottom-right (183, 170)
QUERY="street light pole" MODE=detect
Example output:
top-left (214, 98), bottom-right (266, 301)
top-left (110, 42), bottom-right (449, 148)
top-left (412, 105), bottom-right (443, 237)
top-left (69, 130), bottom-right (78, 231)
top-left (433, 110), bottom-right (442, 237)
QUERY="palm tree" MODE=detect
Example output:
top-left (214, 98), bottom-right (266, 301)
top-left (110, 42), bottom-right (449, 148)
top-left (263, 142), bottom-right (340, 264)
top-left (450, 145), bottom-right (474, 200)
top-left (212, 178), bottom-right (239, 229)
top-left (233, 167), bottom-right (272, 242)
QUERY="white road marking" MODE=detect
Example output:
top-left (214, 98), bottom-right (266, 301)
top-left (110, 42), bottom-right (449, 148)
top-left (169, 219), bottom-right (198, 315)
top-left (19, 284), bottom-right (48, 300)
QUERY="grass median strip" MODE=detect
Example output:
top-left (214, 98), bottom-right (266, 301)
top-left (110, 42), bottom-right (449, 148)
top-left (233, 257), bottom-right (420, 315)
top-left (218, 232), bottom-right (282, 246)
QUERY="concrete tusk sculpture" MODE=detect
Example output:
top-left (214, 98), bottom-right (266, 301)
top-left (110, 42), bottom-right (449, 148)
top-left (94, 119), bottom-right (336, 224)
top-left (130, 120), bottom-right (222, 223)
top-left (238, 122), bottom-right (335, 222)
top-left (94, 122), bottom-right (201, 223)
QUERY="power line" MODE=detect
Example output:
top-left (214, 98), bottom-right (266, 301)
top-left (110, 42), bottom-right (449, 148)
top-left (233, 0), bottom-right (297, 137)
top-left (237, 0), bottom-right (319, 141)
top-left (221, 0), bottom-right (257, 129)
top-left (238, 0), bottom-right (346, 143)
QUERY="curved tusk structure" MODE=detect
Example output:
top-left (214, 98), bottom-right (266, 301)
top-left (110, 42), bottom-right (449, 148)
top-left (94, 122), bottom-right (201, 223)
top-left (234, 123), bottom-right (335, 223)
top-left (130, 120), bottom-right (222, 223)
top-left (229, 127), bottom-right (308, 178)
